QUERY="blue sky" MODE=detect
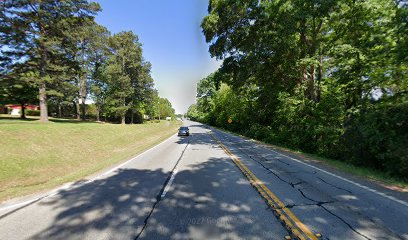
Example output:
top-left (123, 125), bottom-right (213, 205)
top-left (94, 0), bottom-right (221, 114)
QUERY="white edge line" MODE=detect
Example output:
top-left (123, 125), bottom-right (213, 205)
top-left (0, 134), bottom-right (177, 212)
top-left (270, 149), bottom-right (408, 208)
top-left (161, 169), bottom-right (178, 198)
top-left (213, 129), bottom-right (408, 208)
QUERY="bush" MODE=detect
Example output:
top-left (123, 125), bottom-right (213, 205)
top-left (86, 104), bottom-right (98, 118)
top-left (26, 110), bottom-right (40, 116)
top-left (271, 89), bottom-right (344, 155)
top-left (245, 123), bottom-right (272, 142)
top-left (342, 102), bottom-right (408, 178)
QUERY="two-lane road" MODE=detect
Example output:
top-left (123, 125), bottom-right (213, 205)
top-left (0, 121), bottom-right (407, 239)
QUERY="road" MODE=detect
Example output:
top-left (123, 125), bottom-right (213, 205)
top-left (0, 121), bottom-right (407, 240)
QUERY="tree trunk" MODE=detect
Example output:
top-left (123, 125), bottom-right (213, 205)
top-left (79, 70), bottom-right (87, 121)
top-left (75, 99), bottom-right (80, 120)
top-left (121, 55), bottom-right (126, 125)
top-left (38, 18), bottom-right (49, 122)
top-left (20, 102), bottom-right (26, 119)
top-left (58, 102), bottom-right (62, 118)
top-left (307, 65), bottom-right (316, 102)
top-left (131, 109), bottom-right (134, 124)
top-left (81, 94), bottom-right (86, 121)
top-left (96, 104), bottom-right (100, 122)
top-left (316, 52), bottom-right (323, 102)
top-left (78, 73), bottom-right (86, 121)
top-left (39, 83), bottom-right (48, 122)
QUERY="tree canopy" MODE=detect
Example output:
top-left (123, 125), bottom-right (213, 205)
top-left (0, 0), bottom-right (175, 123)
top-left (189, 0), bottom-right (408, 179)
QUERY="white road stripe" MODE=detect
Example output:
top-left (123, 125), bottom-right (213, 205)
top-left (161, 170), bottom-right (178, 198)
top-left (270, 149), bottom-right (408, 208)
top-left (0, 134), bottom-right (177, 212)
top-left (214, 129), bottom-right (408, 208)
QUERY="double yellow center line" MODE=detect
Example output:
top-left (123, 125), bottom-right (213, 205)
top-left (209, 132), bottom-right (321, 240)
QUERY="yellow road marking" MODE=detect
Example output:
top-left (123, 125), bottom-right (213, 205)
top-left (210, 132), bottom-right (319, 240)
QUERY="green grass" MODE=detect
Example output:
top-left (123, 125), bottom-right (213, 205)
top-left (0, 116), bottom-right (181, 202)
top-left (211, 125), bottom-right (408, 191)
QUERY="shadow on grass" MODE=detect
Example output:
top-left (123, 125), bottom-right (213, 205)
top-left (48, 118), bottom-right (97, 124)
top-left (0, 115), bottom-right (98, 124)
top-left (0, 116), bottom-right (37, 122)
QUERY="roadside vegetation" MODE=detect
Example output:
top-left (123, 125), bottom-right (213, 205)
top-left (0, 1), bottom-right (180, 202)
top-left (0, 116), bottom-right (181, 202)
top-left (187, 0), bottom-right (407, 181)
top-left (0, 1), bottom-right (175, 123)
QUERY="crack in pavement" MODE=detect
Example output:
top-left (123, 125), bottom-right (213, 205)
top-left (218, 133), bottom-right (377, 240)
top-left (317, 177), bottom-right (353, 194)
top-left (296, 188), bottom-right (336, 207)
top-left (134, 139), bottom-right (190, 239)
top-left (254, 151), bottom-right (372, 240)
top-left (281, 170), bottom-right (317, 174)
top-left (237, 146), bottom-right (292, 167)
top-left (215, 131), bottom-right (407, 240)
top-left (272, 201), bottom-right (335, 210)
top-left (320, 205), bottom-right (371, 240)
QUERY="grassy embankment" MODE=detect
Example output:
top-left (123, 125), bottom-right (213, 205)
top-left (0, 115), bottom-right (181, 202)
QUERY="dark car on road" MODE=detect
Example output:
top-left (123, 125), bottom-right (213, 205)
top-left (178, 126), bottom-right (190, 136)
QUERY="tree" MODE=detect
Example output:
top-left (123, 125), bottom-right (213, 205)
top-left (86, 24), bottom-right (110, 122)
top-left (186, 104), bottom-right (200, 121)
top-left (143, 88), bottom-right (159, 120)
top-left (68, 20), bottom-right (109, 120)
top-left (104, 31), bottom-right (143, 124)
top-left (158, 98), bottom-right (175, 119)
top-left (128, 60), bottom-right (155, 123)
top-left (2, 0), bottom-right (100, 122)
top-left (199, 0), bottom-right (408, 178)
top-left (0, 74), bottom-right (37, 119)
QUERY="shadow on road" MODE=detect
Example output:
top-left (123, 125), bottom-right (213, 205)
top-left (30, 161), bottom-right (279, 239)
top-left (29, 127), bottom-right (284, 239)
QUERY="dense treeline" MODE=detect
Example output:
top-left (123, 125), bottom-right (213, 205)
top-left (188, 0), bottom-right (407, 178)
top-left (0, 0), bottom-right (175, 123)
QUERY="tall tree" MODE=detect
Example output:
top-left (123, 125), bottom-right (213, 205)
top-left (2, 0), bottom-right (100, 122)
top-left (69, 20), bottom-right (108, 120)
top-left (158, 97), bottom-right (175, 119)
top-left (105, 31), bottom-right (143, 124)
top-left (129, 61), bottom-right (155, 123)
top-left (199, 0), bottom-right (408, 178)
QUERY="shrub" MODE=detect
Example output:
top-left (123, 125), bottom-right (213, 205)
top-left (342, 102), bottom-right (408, 178)
top-left (26, 110), bottom-right (40, 116)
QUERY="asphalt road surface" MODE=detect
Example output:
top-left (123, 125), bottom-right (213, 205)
top-left (0, 121), bottom-right (407, 240)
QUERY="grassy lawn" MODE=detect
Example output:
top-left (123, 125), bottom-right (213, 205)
top-left (0, 115), bottom-right (181, 202)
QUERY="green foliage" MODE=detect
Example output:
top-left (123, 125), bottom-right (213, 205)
top-left (342, 102), bottom-right (408, 178)
top-left (158, 98), bottom-right (176, 119)
top-left (86, 104), bottom-right (98, 118)
top-left (1, 0), bottom-right (101, 121)
top-left (192, 0), bottom-right (408, 179)
top-left (271, 88), bottom-right (345, 157)
top-left (1, 1), bottom-right (169, 124)
top-left (26, 110), bottom-right (41, 116)
top-left (186, 104), bottom-right (201, 121)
